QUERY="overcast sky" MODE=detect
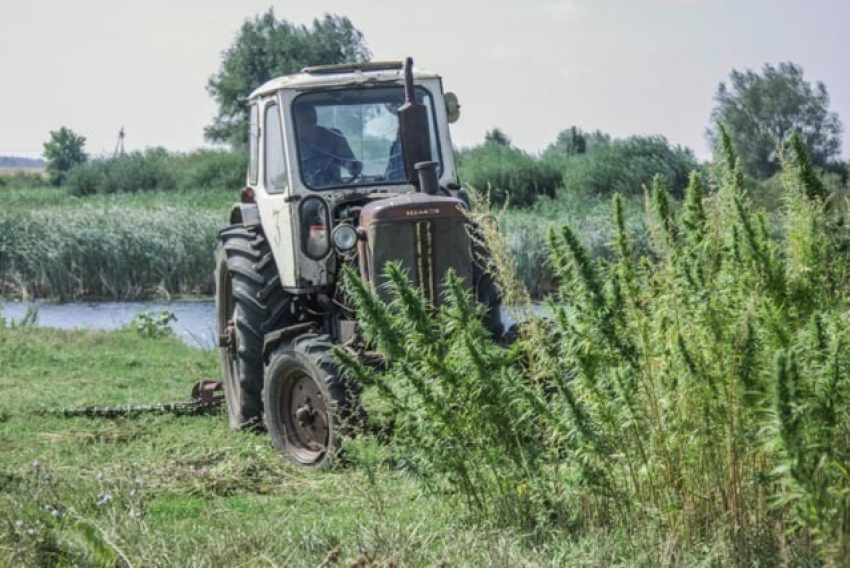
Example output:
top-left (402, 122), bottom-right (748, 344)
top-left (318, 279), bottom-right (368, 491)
top-left (2, 0), bottom-right (848, 160)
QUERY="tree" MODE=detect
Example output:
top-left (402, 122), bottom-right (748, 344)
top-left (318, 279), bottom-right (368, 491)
top-left (458, 141), bottom-right (561, 206)
top-left (707, 62), bottom-right (843, 179)
top-left (561, 135), bottom-right (697, 197)
top-left (542, 127), bottom-right (612, 165)
top-left (43, 127), bottom-right (87, 186)
top-left (206, 10), bottom-right (370, 147)
top-left (484, 128), bottom-right (512, 147)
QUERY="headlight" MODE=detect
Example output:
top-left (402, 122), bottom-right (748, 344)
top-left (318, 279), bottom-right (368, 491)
top-left (331, 224), bottom-right (358, 251)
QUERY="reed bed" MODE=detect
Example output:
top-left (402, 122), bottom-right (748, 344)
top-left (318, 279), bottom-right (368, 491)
top-left (498, 190), bottom-right (648, 297)
top-left (0, 206), bottom-right (224, 300)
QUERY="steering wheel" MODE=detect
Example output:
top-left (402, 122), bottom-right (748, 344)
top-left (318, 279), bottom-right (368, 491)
top-left (301, 143), bottom-right (361, 187)
top-left (338, 160), bottom-right (363, 184)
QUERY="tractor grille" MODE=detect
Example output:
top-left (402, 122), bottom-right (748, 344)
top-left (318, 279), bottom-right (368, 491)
top-left (357, 193), bottom-right (472, 305)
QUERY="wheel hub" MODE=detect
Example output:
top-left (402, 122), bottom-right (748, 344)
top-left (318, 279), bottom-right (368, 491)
top-left (284, 373), bottom-right (329, 454)
top-left (295, 403), bottom-right (317, 426)
top-left (219, 320), bottom-right (237, 358)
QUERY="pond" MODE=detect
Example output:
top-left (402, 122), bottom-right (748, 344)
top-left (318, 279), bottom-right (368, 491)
top-left (0, 300), bottom-right (539, 350)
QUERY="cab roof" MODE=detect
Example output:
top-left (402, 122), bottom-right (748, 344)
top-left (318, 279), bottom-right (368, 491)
top-left (248, 61), bottom-right (440, 100)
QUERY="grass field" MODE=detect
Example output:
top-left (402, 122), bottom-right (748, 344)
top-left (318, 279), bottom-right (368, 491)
top-left (0, 325), bottom-right (635, 567)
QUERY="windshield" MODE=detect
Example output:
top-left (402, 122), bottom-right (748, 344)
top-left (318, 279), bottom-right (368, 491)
top-left (292, 86), bottom-right (442, 190)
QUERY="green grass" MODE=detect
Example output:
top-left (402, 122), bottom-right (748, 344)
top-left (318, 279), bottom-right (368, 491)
top-left (0, 326), bottom-right (639, 566)
top-left (0, 185), bottom-right (236, 212)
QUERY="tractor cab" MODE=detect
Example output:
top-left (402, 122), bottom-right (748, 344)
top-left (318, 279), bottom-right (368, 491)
top-left (233, 59), bottom-right (464, 293)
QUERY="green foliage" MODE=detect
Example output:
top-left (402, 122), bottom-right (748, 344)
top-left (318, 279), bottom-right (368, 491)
top-left (339, 264), bottom-right (547, 524)
top-left (65, 149), bottom-right (246, 196)
top-left (708, 62), bottom-right (843, 179)
top-left (542, 126), bottom-right (611, 165)
top-left (43, 127), bottom-right (87, 186)
top-left (483, 128), bottom-right (511, 146)
top-left (174, 149), bottom-right (247, 191)
top-left (206, 10), bottom-right (370, 147)
top-left (0, 185), bottom-right (235, 212)
top-left (0, 206), bottom-right (221, 299)
top-left (66, 148), bottom-right (177, 196)
top-left (342, 135), bottom-right (850, 563)
top-left (560, 135), bottom-right (698, 197)
top-left (130, 310), bottom-right (177, 339)
top-left (0, 171), bottom-right (45, 191)
top-left (457, 139), bottom-right (561, 206)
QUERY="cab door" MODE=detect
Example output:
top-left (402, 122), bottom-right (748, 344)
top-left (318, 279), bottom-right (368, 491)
top-left (253, 97), bottom-right (299, 289)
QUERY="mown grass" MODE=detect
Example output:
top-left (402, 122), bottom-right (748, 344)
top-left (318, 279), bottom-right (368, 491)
top-left (0, 325), bottom-right (643, 566)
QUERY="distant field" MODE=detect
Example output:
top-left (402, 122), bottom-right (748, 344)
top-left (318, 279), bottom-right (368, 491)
top-left (0, 166), bottom-right (44, 175)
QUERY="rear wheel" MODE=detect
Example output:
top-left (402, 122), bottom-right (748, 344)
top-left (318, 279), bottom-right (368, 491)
top-left (215, 226), bottom-right (292, 429)
top-left (263, 334), bottom-right (361, 467)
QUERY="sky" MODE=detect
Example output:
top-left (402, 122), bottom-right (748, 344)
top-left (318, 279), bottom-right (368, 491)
top-left (1, 0), bottom-right (849, 161)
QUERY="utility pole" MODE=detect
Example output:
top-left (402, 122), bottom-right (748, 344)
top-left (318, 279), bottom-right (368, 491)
top-left (113, 127), bottom-right (125, 158)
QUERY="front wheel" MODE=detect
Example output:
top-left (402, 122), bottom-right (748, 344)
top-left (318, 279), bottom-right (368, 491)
top-left (263, 334), bottom-right (360, 467)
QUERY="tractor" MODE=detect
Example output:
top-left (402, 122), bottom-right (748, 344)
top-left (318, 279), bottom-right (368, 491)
top-left (215, 58), bottom-right (501, 466)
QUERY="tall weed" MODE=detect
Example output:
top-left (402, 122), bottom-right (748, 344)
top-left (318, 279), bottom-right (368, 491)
top-left (339, 128), bottom-right (850, 564)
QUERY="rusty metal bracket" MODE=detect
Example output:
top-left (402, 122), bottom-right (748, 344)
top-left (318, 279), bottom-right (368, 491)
top-left (191, 380), bottom-right (224, 412)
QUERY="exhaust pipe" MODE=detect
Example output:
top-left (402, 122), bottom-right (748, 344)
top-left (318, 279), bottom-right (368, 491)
top-left (397, 57), bottom-right (434, 192)
top-left (416, 161), bottom-right (439, 195)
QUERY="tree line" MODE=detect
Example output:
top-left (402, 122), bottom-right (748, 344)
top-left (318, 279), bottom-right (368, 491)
top-left (37, 10), bottom-right (846, 204)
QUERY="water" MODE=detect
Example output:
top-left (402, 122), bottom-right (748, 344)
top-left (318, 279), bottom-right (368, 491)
top-left (0, 300), bottom-right (545, 350)
top-left (1, 300), bottom-right (218, 349)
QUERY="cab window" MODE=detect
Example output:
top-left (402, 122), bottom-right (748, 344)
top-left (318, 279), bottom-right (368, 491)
top-left (292, 86), bottom-right (442, 190)
top-left (264, 103), bottom-right (287, 192)
top-left (248, 104), bottom-right (259, 185)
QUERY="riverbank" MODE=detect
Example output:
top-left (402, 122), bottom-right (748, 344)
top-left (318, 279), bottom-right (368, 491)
top-left (0, 325), bottom-right (625, 566)
top-left (0, 299), bottom-right (218, 349)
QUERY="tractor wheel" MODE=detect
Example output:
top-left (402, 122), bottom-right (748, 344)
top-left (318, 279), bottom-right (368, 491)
top-left (216, 226), bottom-right (292, 429)
top-left (263, 334), bottom-right (361, 467)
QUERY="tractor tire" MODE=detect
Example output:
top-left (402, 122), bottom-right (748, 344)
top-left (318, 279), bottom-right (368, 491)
top-left (216, 226), bottom-right (292, 430)
top-left (263, 334), bottom-right (361, 467)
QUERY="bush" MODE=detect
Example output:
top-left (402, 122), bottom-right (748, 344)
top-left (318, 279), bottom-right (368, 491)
top-left (43, 127), bottom-right (87, 186)
top-left (457, 142), bottom-right (561, 207)
top-left (66, 149), bottom-right (246, 195)
top-left (560, 135), bottom-right (697, 197)
top-left (67, 148), bottom-right (178, 196)
top-left (175, 149), bottom-right (247, 191)
top-left (339, 130), bottom-right (850, 564)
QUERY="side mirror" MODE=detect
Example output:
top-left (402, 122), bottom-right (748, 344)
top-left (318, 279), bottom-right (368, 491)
top-left (445, 92), bottom-right (461, 123)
